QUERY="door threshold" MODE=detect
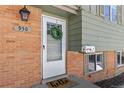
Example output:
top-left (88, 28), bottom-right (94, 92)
top-left (42, 74), bottom-right (68, 84)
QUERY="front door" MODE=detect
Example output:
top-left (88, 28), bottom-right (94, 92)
top-left (42, 15), bottom-right (66, 79)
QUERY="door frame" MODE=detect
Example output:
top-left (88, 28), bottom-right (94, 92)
top-left (41, 14), bottom-right (67, 80)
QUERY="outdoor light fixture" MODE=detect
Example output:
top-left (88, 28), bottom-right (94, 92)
top-left (19, 5), bottom-right (30, 21)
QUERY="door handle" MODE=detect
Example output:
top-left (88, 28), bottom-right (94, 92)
top-left (43, 45), bottom-right (45, 49)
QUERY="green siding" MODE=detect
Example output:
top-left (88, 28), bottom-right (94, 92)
top-left (81, 8), bottom-right (124, 51)
top-left (68, 5), bottom-right (124, 52)
top-left (38, 5), bottom-right (124, 52)
top-left (68, 14), bottom-right (82, 51)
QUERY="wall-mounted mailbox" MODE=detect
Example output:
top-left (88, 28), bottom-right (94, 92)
top-left (82, 45), bottom-right (95, 53)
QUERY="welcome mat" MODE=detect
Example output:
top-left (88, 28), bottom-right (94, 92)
top-left (47, 77), bottom-right (77, 88)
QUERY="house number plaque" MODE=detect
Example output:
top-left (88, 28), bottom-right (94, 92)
top-left (15, 25), bottom-right (32, 32)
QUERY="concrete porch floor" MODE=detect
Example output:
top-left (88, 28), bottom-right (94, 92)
top-left (32, 75), bottom-right (99, 88)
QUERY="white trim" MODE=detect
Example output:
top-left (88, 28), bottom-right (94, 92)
top-left (116, 51), bottom-right (124, 68)
top-left (116, 51), bottom-right (122, 67)
top-left (95, 52), bottom-right (103, 55)
top-left (117, 64), bottom-right (124, 68)
top-left (42, 14), bottom-right (66, 23)
top-left (42, 14), bottom-right (66, 79)
top-left (52, 5), bottom-right (78, 14)
top-left (41, 14), bottom-right (43, 80)
top-left (89, 69), bottom-right (103, 74)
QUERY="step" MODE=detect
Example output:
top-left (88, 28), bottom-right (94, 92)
top-left (32, 75), bottom-right (99, 88)
top-left (42, 74), bottom-right (68, 84)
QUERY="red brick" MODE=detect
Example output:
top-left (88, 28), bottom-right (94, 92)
top-left (0, 5), bottom-right (42, 87)
top-left (67, 51), bottom-right (84, 77)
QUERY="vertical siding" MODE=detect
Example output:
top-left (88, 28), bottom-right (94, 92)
top-left (81, 6), bottom-right (124, 51)
top-left (68, 14), bottom-right (82, 51)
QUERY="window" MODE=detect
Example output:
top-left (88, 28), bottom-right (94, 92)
top-left (88, 55), bottom-right (96, 72)
top-left (96, 54), bottom-right (104, 71)
top-left (104, 5), bottom-right (117, 23)
top-left (117, 52), bottom-right (121, 66)
top-left (86, 53), bottom-right (104, 73)
top-left (100, 5), bottom-right (121, 24)
top-left (122, 52), bottom-right (124, 64)
top-left (84, 5), bottom-right (122, 24)
top-left (111, 5), bottom-right (117, 23)
top-left (104, 5), bottom-right (110, 20)
top-left (117, 51), bottom-right (124, 67)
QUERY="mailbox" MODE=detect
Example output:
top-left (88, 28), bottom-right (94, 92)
top-left (82, 46), bottom-right (95, 53)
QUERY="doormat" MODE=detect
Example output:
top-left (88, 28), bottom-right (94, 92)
top-left (47, 77), bottom-right (77, 88)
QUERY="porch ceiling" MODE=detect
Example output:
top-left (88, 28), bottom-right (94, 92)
top-left (52, 5), bottom-right (79, 14)
top-left (33, 5), bottom-right (79, 17)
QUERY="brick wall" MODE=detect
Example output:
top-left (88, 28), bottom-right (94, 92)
top-left (0, 6), bottom-right (42, 87)
top-left (67, 51), bottom-right (84, 77)
top-left (67, 51), bottom-right (118, 83)
top-left (105, 51), bottom-right (116, 78)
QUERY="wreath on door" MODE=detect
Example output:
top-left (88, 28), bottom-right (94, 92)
top-left (50, 26), bottom-right (63, 40)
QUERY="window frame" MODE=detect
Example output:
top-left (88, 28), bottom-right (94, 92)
top-left (117, 5), bottom-right (122, 24)
top-left (85, 52), bottom-right (104, 73)
top-left (116, 51), bottom-right (122, 67)
top-left (116, 51), bottom-right (124, 67)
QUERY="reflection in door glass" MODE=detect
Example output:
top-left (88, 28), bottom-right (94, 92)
top-left (47, 22), bottom-right (62, 62)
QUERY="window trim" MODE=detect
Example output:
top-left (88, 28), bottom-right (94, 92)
top-left (117, 51), bottom-right (122, 67)
top-left (117, 5), bottom-right (122, 24)
top-left (85, 52), bottom-right (104, 73)
top-left (99, 5), bottom-right (104, 17)
top-left (116, 51), bottom-right (124, 68)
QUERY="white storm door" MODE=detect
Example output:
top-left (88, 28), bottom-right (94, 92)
top-left (43, 15), bottom-right (66, 79)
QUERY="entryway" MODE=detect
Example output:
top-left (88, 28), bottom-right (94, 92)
top-left (42, 15), bottom-right (66, 79)
top-left (32, 75), bottom-right (99, 88)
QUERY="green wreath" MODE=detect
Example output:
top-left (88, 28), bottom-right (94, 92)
top-left (50, 26), bottom-right (63, 40)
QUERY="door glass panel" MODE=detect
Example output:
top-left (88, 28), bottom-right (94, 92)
top-left (47, 22), bottom-right (62, 62)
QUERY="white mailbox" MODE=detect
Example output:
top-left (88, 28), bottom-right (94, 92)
top-left (82, 46), bottom-right (95, 53)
